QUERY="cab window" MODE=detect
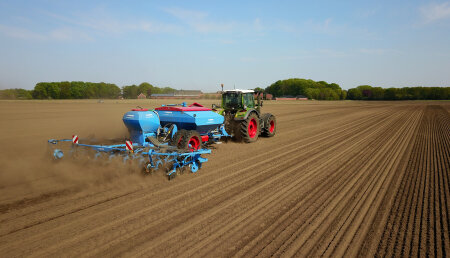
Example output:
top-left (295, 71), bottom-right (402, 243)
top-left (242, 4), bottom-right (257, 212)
top-left (223, 92), bottom-right (241, 108)
top-left (243, 93), bottom-right (255, 108)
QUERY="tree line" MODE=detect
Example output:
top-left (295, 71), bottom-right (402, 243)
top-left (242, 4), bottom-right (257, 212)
top-left (264, 78), bottom-right (449, 100)
top-left (265, 78), bottom-right (347, 100)
top-left (347, 85), bottom-right (449, 100)
top-left (31, 81), bottom-right (121, 99)
top-left (122, 82), bottom-right (175, 99)
top-left (0, 81), bottom-right (176, 99)
top-left (1, 79), bottom-right (449, 100)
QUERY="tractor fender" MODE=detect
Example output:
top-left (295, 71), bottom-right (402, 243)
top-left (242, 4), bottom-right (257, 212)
top-left (234, 109), bottom-right (259, 121)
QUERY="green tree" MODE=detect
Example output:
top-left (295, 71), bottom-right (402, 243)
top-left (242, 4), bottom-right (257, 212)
top-left (340, 90), bottom-right (347, 100)
top-left (371, 87), bottom-right (384, 100)
top-left (70, 81), bottom-right (85, 99)
top-left (347, 88), bottom-right (362, 100)
top-left (122, 85), bottom-right (139, 99)
top-left (32, 83), bottom-right (49, 99)
top-left (138, 82), bottom-right (153, 97)
top-left (59, 81), bottom-right (71, 99)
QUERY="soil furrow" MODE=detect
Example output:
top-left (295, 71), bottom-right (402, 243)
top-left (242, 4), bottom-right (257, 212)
top-left (294, 107), bottom-right (419, 257)
top-left (325, 107), bottom-right (422, 257)
top-left (374, 105), bottom-right (450, 257)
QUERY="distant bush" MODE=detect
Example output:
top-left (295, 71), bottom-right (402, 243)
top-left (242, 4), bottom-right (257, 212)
top-left (0, 88), bottom-right (33, 99)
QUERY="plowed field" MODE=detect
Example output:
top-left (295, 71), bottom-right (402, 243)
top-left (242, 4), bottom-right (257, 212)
top-left (0, 100), bottom-right (448, 257)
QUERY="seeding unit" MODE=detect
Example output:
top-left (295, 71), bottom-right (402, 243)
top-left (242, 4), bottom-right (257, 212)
top-left (48, 102), bottom-right (227, 180)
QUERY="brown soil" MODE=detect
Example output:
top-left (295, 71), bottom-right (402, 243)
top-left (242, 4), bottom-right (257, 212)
top-left (0, 99), bottom-right (448, 257)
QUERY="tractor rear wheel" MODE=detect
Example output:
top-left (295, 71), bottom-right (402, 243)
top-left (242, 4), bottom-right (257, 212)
top-left (179, 130), bottom-right (202, 151)
top-left (240, 112), bottom-right (260, 143)
top-left (261, 113), bottom-right (276, 137)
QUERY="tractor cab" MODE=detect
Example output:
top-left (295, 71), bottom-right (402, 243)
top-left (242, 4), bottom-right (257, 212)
top-left (222, 89), bottom-right (256, 111)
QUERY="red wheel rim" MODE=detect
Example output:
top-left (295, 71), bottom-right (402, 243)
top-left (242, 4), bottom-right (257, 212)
top-left (269, 120), bottom-right (275, 133)
top-left (248, 118), bottom-right (257, 138)
top-left (188, 136), bottom-right (200, 151)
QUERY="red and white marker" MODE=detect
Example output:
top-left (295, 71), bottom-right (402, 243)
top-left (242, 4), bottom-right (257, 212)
top-left (72, 135), bottom-right (79, 144)
top-left (125, 140), bottom-right (133, 152)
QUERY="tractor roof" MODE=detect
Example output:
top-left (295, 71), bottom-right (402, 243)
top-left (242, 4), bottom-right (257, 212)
top-left (223, 89), bottom-right (254, 93)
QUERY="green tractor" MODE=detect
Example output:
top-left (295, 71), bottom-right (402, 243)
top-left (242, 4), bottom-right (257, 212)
top-left (213, 89), bottom-right (276, 143)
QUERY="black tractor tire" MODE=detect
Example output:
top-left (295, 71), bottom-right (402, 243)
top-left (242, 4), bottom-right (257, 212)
top-left (240, 112), bottom-right (260, 143)
top-left (261, 113), bottom-right (276, 137)
top-left (224, 121), bottom-right (234, 137)
top-left (179, 130), bottom-right (203, 151)
top-left (169, 129), bottom-right (187, 148)
top-left (224, 113), bottom-right (237, 136)
top-left (227, 120), bottom-right (242, 141)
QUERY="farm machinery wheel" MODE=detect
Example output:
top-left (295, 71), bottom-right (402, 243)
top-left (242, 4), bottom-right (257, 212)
top-left (143, 161), bottom-right (154, 175)
top-left (261, 113), bottom-right (276, 137)
top-left (169, 129), bottom-right (187, 149)
top-left (179, 130), bottom-right (202, 151)
top-left (240, 113), bottom-right (260, 143)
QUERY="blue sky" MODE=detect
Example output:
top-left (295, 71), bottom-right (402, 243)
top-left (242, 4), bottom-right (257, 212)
top-left (0, 0), bottom-right (449, 91)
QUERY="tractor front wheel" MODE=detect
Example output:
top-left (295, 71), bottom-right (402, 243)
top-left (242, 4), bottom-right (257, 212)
top-left (240, 113), bottom-right (260, 143)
